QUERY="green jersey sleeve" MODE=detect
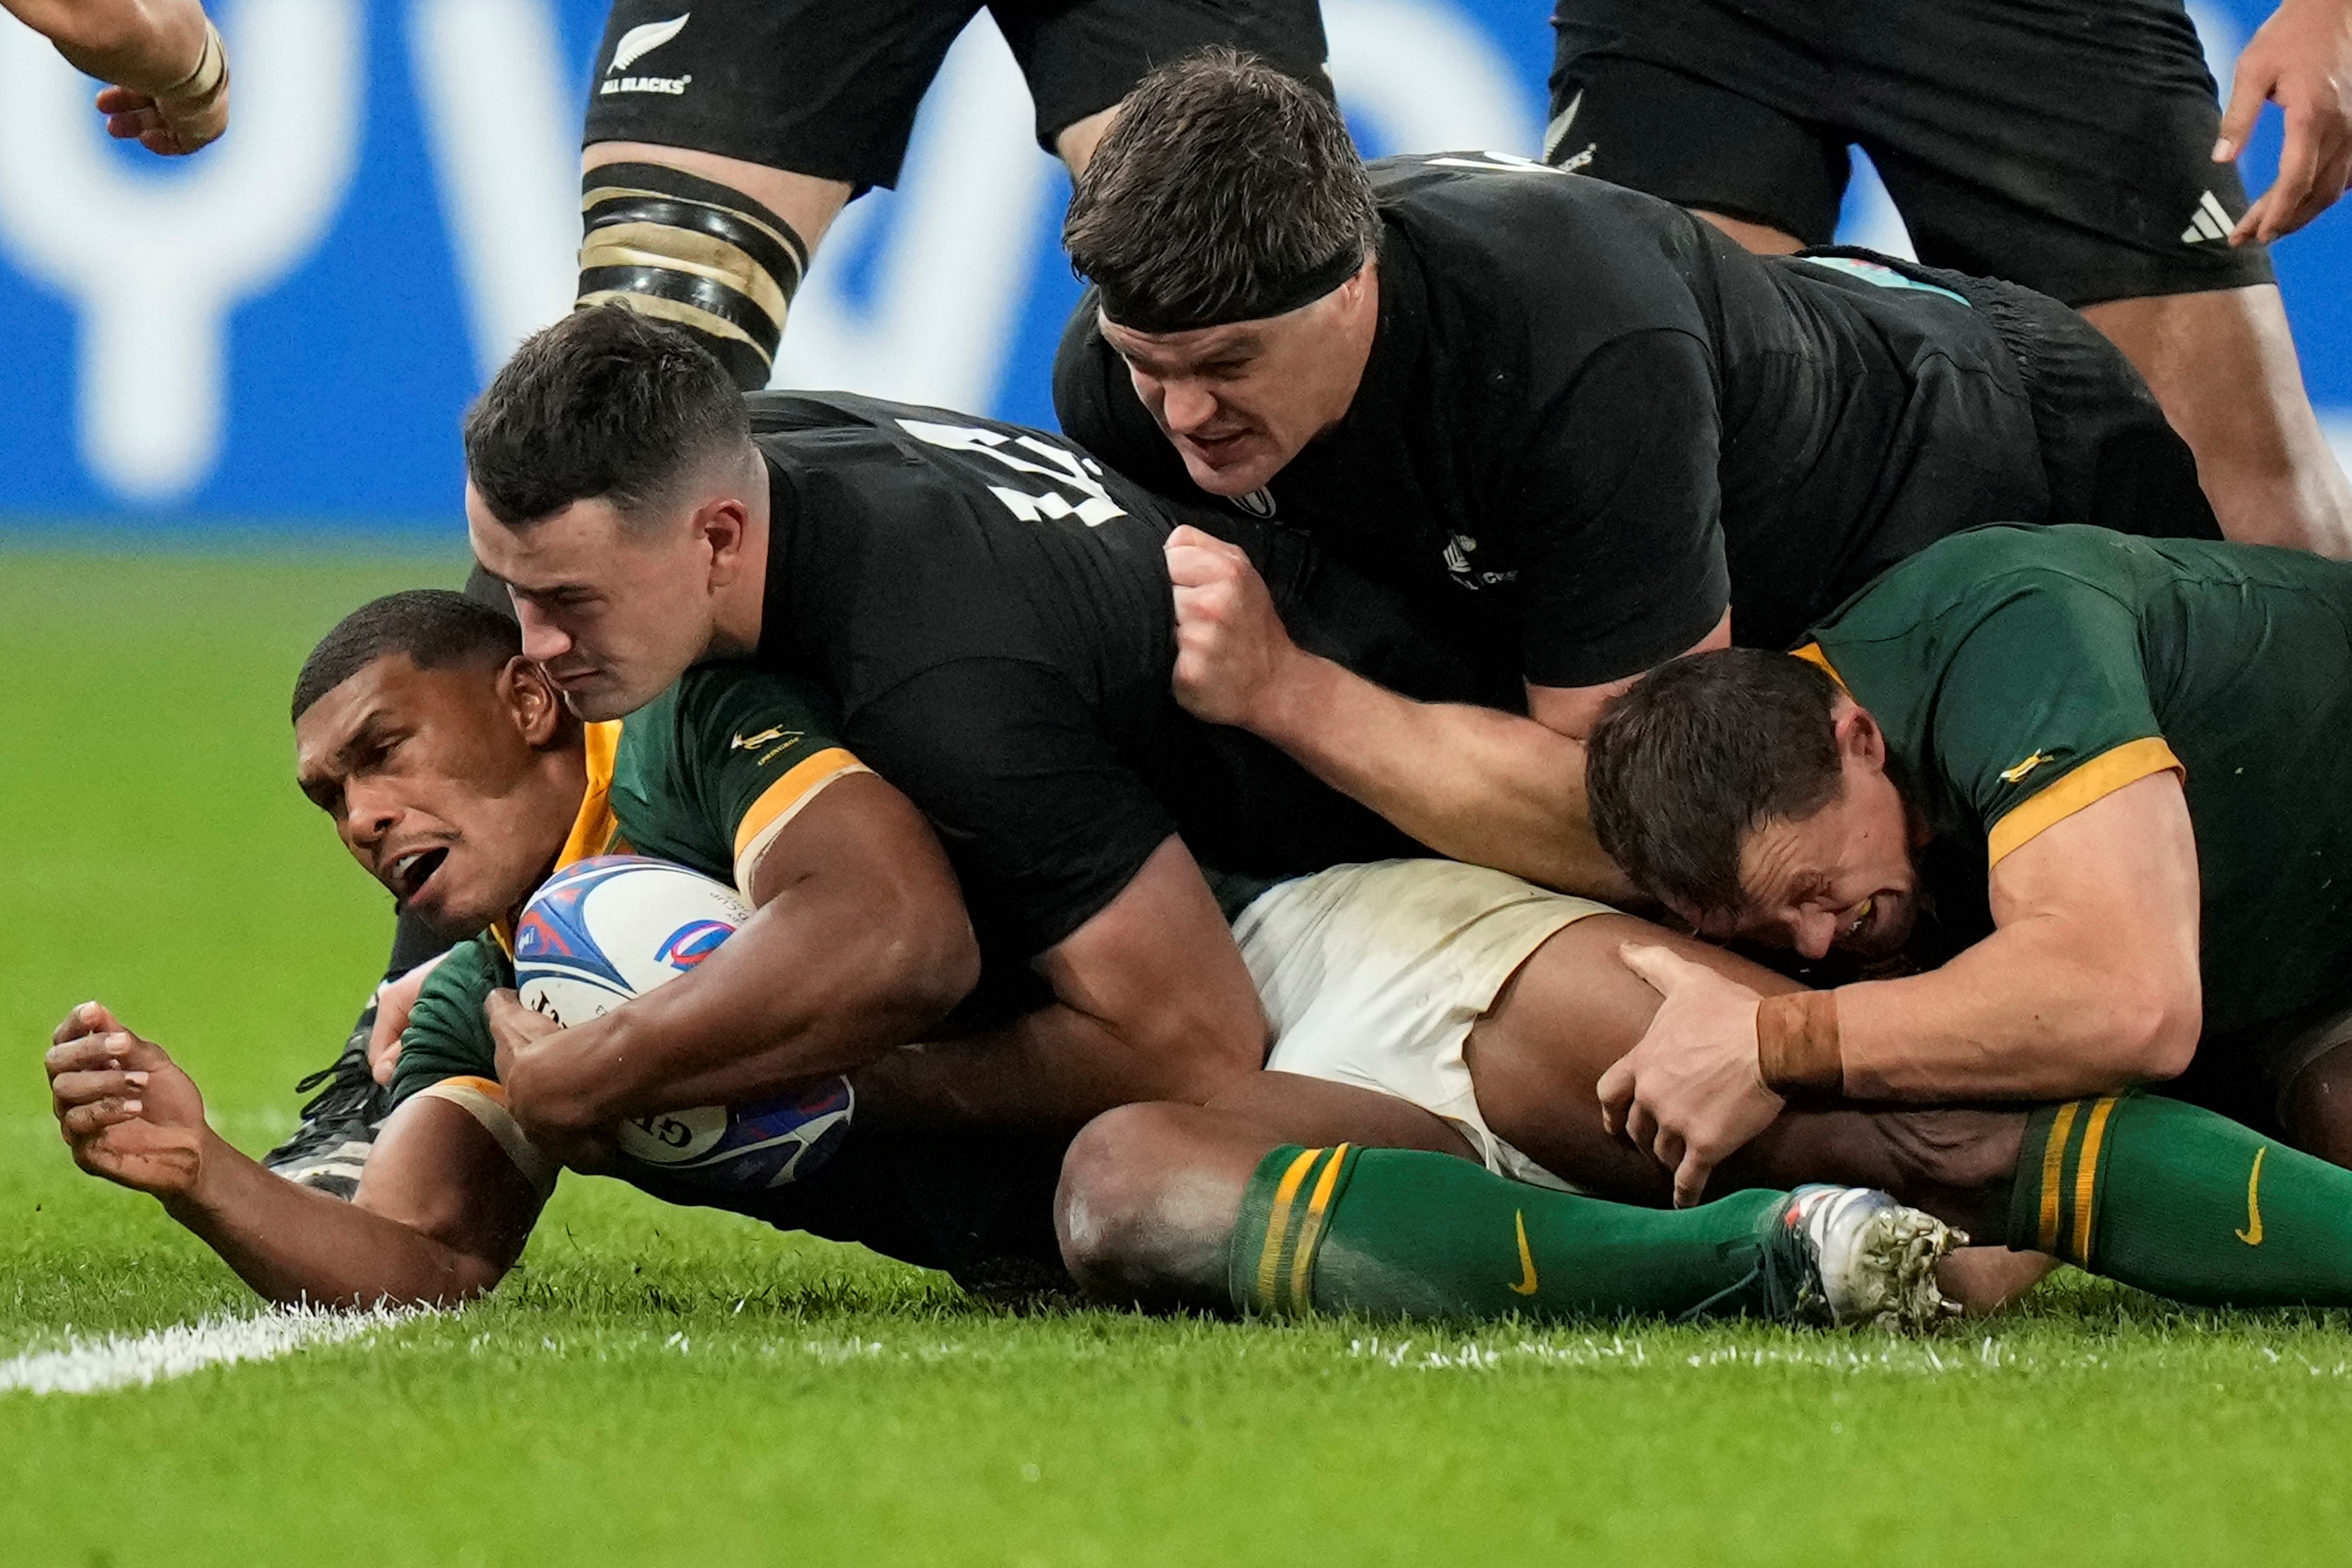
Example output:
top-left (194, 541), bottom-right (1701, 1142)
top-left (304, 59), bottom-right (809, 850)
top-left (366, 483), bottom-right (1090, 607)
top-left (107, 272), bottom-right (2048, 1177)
top-left (387, 932), bottom-right (511, 1108)
top-left (609, 661), bottom-right (867, 897)
top-left (1814, 530), bottom-right (2183, 867)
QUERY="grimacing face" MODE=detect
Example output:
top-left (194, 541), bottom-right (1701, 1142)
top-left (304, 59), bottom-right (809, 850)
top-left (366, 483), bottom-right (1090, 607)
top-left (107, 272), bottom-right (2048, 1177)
top-left (1098, 264), bottom-right (1377, 498)
top-left (293, 654), bottom-right (579, 936)
top-left (466, 484), bottom-right (720, 722)
top-left (1688, 701), bottom-right (1925, 962)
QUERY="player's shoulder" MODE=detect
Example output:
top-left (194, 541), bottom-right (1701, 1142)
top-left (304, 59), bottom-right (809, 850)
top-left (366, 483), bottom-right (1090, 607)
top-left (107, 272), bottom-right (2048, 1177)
top-left (618, 662), bottom-right (840, 776)
top-left (1820, 525), bottom-right (2143, 650)
top-left (1370, 154), bottom-right (1716, 343)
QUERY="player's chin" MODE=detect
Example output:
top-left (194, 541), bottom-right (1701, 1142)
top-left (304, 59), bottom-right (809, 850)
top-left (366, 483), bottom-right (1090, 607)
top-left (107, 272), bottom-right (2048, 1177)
top-left (1179, 437), bottom-right (1275, 495)
top-left (551, 673), bottom-right (635, 723)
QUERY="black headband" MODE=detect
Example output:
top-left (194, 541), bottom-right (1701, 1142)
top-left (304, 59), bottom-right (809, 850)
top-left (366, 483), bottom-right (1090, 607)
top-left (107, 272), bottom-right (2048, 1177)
top-left (1095, 245), bottom-right (1367, 335)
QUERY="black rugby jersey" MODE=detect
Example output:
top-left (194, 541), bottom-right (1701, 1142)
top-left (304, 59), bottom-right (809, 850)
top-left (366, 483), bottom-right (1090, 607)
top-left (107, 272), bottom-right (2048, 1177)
top-left (1055, 152), bottom-right (2077, 688)
top-left (744, 391), bottom-right (1433, 1007)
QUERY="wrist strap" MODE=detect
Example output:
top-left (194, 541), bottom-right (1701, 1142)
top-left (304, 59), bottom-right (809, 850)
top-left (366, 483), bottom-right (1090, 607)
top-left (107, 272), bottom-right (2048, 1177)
top-left (159, 20), bottom-right (226, 105)
top-left (1757, 989), bottom-right (1843, 1096)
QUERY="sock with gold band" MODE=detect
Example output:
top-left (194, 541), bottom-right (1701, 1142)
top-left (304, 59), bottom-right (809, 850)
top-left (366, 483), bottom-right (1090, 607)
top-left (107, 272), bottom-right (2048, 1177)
top-left (1226, 1144), bottom-right (1807, 1323)
top-left (2008, 1092), bottom-right (2352, 1306)
top-left (577, 162), bottom-right (810, 391)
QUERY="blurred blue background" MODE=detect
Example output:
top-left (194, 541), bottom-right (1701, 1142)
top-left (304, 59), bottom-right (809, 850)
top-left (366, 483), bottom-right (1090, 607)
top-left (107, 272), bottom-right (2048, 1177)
top-left (0, 0), bottom-right (2339, 533)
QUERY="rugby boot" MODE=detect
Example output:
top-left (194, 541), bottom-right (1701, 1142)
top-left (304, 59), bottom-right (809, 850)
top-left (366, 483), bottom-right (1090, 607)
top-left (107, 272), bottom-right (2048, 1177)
top-left (1776, 1184), bottom-right (1964, 1332)
top-left (262, 1002), bottom-right (388, 1200)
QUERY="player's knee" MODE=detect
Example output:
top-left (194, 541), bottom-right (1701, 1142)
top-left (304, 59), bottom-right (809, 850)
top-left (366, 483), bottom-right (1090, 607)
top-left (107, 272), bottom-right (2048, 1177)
top-left (1054, 1103), bottom-right (1232, 1307)
top-left (576, 160), bottom-right (811, 392)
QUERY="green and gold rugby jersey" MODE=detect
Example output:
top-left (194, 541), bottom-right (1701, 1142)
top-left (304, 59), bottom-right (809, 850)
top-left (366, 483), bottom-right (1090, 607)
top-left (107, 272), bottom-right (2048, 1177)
top-left (388, 662), bottom-right (862, 1113)
top-left (1800, 523), bottom-right (2352, 1038)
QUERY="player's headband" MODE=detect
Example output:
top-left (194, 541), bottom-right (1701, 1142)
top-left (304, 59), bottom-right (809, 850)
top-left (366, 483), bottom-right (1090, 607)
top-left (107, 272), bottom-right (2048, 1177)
top-left (1094, 245), bottom-right (1368, 335)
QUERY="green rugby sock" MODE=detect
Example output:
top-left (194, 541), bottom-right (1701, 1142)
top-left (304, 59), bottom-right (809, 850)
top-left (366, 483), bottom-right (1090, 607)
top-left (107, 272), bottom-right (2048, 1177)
top-left (1226, 1144), bottom-right (1803, 1323)
top-left (2009, 1093), bottom-right (2352, 1306)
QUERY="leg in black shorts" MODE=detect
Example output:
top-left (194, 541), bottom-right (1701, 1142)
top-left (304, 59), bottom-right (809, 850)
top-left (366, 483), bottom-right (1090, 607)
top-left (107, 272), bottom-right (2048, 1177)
top-left (578, 0), bottom-right (1329, 389)
top-left (1547, 0), bottom-right (2352, 552)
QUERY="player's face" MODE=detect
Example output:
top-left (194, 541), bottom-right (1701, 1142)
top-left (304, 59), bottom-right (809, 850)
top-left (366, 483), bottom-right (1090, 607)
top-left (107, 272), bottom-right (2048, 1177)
top-left (1720, 778), bottom-right (1921, 961)
top-left (467, 487), bottom-right (716, 721)
top-left (293, 655), bottom-right (574, 934)
top-left (1099, 270), bottom-right (1376, 498)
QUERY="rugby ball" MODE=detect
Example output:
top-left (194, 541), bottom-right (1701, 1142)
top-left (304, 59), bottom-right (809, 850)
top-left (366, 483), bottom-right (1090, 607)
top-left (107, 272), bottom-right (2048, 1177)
top-left (511, 854), bottom-right (853, 1190)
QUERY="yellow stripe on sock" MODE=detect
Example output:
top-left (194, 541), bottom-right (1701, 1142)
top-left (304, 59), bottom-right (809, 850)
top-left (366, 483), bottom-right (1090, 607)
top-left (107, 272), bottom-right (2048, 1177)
top-left (1285, 1144), bottom-right (1352, 1313)
top-left (1253, 1148), bottom-right (1324, 1313)
top-left (2072, 1097), bottom-right (2118, 1265)
top-left (2039, 1101), bottom-right (2081, 1254)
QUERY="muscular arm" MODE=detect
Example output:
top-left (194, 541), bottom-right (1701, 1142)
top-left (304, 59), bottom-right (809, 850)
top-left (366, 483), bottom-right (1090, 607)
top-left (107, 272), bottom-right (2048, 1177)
top-left (1837, 772), bottom-right (2205, 1099)
top-left (3, 0), bottom-right (204, 85)
top-left (48, 1006), bottom-right (541, 1309)
top-left (1172, 521), bottom-right (1726, 898)
top-left (854, 834), bottom-right (1267, 1128)
top-left (500, 771), bottom-right (979, 1137)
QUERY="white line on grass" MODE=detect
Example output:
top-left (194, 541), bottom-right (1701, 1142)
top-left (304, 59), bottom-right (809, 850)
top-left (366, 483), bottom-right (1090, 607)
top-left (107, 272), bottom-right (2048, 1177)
top-left (0, 1306), bottom-right (420, 1397)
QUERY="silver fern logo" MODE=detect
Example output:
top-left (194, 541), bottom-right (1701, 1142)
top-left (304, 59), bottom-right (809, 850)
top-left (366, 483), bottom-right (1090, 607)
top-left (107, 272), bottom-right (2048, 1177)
top-left (609, 14), bottom-right (689, 74)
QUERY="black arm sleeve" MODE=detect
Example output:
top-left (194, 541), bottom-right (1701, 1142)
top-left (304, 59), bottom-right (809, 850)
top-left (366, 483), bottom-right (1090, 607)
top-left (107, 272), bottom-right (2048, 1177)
top-left (1512, 329), bottom-right (1731, 689)
top-left (841, 659), bottom-right (1179, 963)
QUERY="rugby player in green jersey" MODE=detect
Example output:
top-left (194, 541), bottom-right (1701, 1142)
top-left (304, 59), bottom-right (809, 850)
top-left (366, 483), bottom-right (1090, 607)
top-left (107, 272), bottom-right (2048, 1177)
top-left (43, 589), bottom-right (1978, 1328)
top-left (59, 587), bottom-right (2352, 1323)
top-left (1581, 524), bottom-right (2352, 1296)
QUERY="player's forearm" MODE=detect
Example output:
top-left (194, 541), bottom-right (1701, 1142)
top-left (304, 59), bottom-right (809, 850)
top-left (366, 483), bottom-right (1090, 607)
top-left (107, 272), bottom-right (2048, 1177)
top-left (1835, 922), bottom-right (2202, 1100)
top-left (6, 0), bottom-right (207, 90)
top-left (857, 1000), bottom-right (1259, 1129)
top-left (511, 896), bottom-right (978, 1129)
top-left (1249, 650), bottom-right (1633, 898)
top-left (162, 1131), bottom-right (505, 1309)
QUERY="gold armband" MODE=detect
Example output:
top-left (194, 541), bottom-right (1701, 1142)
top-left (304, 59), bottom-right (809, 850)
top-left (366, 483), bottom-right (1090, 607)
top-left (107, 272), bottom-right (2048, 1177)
top-left (1757, 990), bottom-right (1843, 1096)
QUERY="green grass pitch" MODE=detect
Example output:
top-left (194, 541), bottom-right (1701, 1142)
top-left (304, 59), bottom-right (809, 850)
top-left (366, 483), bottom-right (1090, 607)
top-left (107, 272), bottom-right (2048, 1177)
top-left (6, 547), bottom-right (2352, 1565)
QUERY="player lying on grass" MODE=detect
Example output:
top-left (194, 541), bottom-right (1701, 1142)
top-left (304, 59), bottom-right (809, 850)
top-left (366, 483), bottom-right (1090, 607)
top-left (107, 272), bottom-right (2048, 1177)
top-left (1052, 51), bottom-right (2232, 897)
top-left (56, 589), bottom-right (2352, 1323)
top-left (42, 588), bottom-right (1970, 1328)
top-left (1583, 524), bottom-right (2352, 1273)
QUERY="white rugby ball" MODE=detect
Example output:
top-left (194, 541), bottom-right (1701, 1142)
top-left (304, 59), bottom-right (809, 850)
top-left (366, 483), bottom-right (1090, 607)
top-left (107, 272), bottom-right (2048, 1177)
top-left (511, 854), bottom-right (853, 1190)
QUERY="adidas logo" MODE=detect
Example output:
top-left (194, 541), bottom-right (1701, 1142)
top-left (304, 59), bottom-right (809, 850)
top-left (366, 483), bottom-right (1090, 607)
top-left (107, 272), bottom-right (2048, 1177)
top-left (2182, 189), bottom-right (2237, 245)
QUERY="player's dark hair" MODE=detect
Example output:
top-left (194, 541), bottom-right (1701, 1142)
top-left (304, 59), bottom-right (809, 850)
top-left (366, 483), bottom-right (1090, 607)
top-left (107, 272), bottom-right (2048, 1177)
top-left (463, 303), bottom-right (750, 527)
top-left (1066, 49), bottom-right (1378, 332)
top-left (1585, 650), bottom-right (1849, 917)
top-left (292, 590), bottom-right (521, 723)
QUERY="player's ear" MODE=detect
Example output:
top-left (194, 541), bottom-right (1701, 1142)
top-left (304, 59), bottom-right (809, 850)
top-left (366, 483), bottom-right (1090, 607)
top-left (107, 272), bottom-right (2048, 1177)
top-left (1832, 698), bottom-right (1887, 772)
top-left (502, 656), bottom-right (567, 747)
top-left (698, 493), bottom-right (750, 588)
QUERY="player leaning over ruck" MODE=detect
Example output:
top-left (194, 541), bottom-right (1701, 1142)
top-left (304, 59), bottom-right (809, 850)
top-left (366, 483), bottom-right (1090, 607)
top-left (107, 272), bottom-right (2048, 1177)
top-left (47, 590), bottom-right (1979, 1329)
top-left (1051, 50), bottom-right (2238, 898)
top-left (60, 592), bottom-right (2352, 1325)
top-left (1578, 523), bottom-right (2352, 1294)
top-left (259, 0), bottom-right (1338, 1195)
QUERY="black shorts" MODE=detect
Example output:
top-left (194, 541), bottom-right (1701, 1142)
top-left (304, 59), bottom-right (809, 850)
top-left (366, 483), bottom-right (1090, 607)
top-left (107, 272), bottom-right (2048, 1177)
top-left (643, 1121), bottom-right (1075, 1301)
top-left (1808, 247), bottom-right (2221, 540)
top-left (1547, 0), bottom-right (2274, 306)
top-left (584, 0), bottom-right (1329, 193)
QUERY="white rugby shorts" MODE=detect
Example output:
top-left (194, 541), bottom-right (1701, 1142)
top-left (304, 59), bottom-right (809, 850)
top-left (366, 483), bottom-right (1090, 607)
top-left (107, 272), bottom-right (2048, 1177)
top-left (1233, 859), bottom-right (1616, 1190)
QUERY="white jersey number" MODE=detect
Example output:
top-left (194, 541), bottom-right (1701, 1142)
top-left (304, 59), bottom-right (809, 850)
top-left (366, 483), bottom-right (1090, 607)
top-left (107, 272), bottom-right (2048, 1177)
top-left (897, 419), bottom-right (1128, 527)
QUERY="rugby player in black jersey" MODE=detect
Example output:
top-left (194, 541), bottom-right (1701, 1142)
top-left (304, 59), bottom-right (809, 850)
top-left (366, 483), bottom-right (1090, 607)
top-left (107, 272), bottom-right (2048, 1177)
top-left (260, 0), bottom-right (1340, 1197)
top-left (1546, 0), bottom-right (2352, 555)
top-left (1051, 51), bottom-right (2228, 898)
top-left (63, 587), bottom-right (2352, 1320)
top-left (573, 0), bottom-right (1328, 393)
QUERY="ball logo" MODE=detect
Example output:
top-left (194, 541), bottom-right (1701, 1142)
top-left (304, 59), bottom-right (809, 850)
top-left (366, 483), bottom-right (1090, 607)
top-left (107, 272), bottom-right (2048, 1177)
top-left (658, 918), bottom-right (734, 972)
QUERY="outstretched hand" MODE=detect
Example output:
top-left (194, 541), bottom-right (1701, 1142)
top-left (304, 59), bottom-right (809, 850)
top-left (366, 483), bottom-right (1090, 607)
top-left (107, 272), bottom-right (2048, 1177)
top-left (1596, 944), bottom-right (1786, 1208)
top-left (46, 1002), bottom-right (209, 1199)
top-left (2217, 0), bottom-right (2352, 244)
